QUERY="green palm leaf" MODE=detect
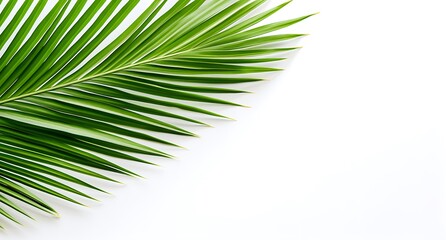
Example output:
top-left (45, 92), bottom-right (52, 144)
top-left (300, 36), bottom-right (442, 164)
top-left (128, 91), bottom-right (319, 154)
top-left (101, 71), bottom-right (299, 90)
top-left (0, 0), bottom-right (314, 227)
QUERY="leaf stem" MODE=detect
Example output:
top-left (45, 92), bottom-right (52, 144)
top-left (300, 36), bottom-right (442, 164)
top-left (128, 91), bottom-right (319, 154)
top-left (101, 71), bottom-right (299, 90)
top-left (0, 50), bottom-right (190, 106)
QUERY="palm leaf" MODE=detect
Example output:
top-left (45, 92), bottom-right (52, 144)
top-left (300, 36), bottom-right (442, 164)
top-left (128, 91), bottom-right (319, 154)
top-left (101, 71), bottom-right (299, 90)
top-left (0, 0), bottom-right (314, 227)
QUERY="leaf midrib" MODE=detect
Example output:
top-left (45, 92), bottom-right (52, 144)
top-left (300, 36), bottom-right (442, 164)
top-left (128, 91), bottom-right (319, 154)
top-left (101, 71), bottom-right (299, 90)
top-left (0, 49), bottom-right (193, 106)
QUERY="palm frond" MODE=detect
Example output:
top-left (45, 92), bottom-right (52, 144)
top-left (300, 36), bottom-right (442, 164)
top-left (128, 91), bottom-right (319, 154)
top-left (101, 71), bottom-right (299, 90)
top-left (0, 0), bottom-right (314, 227)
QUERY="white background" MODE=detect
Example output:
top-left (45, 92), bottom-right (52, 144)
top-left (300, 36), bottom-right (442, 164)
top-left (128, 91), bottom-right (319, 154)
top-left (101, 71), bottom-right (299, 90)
top-left (2, 0), bottom-right (446, 239)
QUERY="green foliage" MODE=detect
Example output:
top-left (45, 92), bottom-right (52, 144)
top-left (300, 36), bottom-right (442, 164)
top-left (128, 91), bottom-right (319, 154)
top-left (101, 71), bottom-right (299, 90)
top-left (0, 0), bottom-right (313, 227)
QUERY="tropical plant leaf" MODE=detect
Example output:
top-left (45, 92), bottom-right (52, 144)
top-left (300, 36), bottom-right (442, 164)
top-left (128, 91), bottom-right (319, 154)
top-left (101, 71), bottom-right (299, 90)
top-left (0, 0), bottom-right (314, 227)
